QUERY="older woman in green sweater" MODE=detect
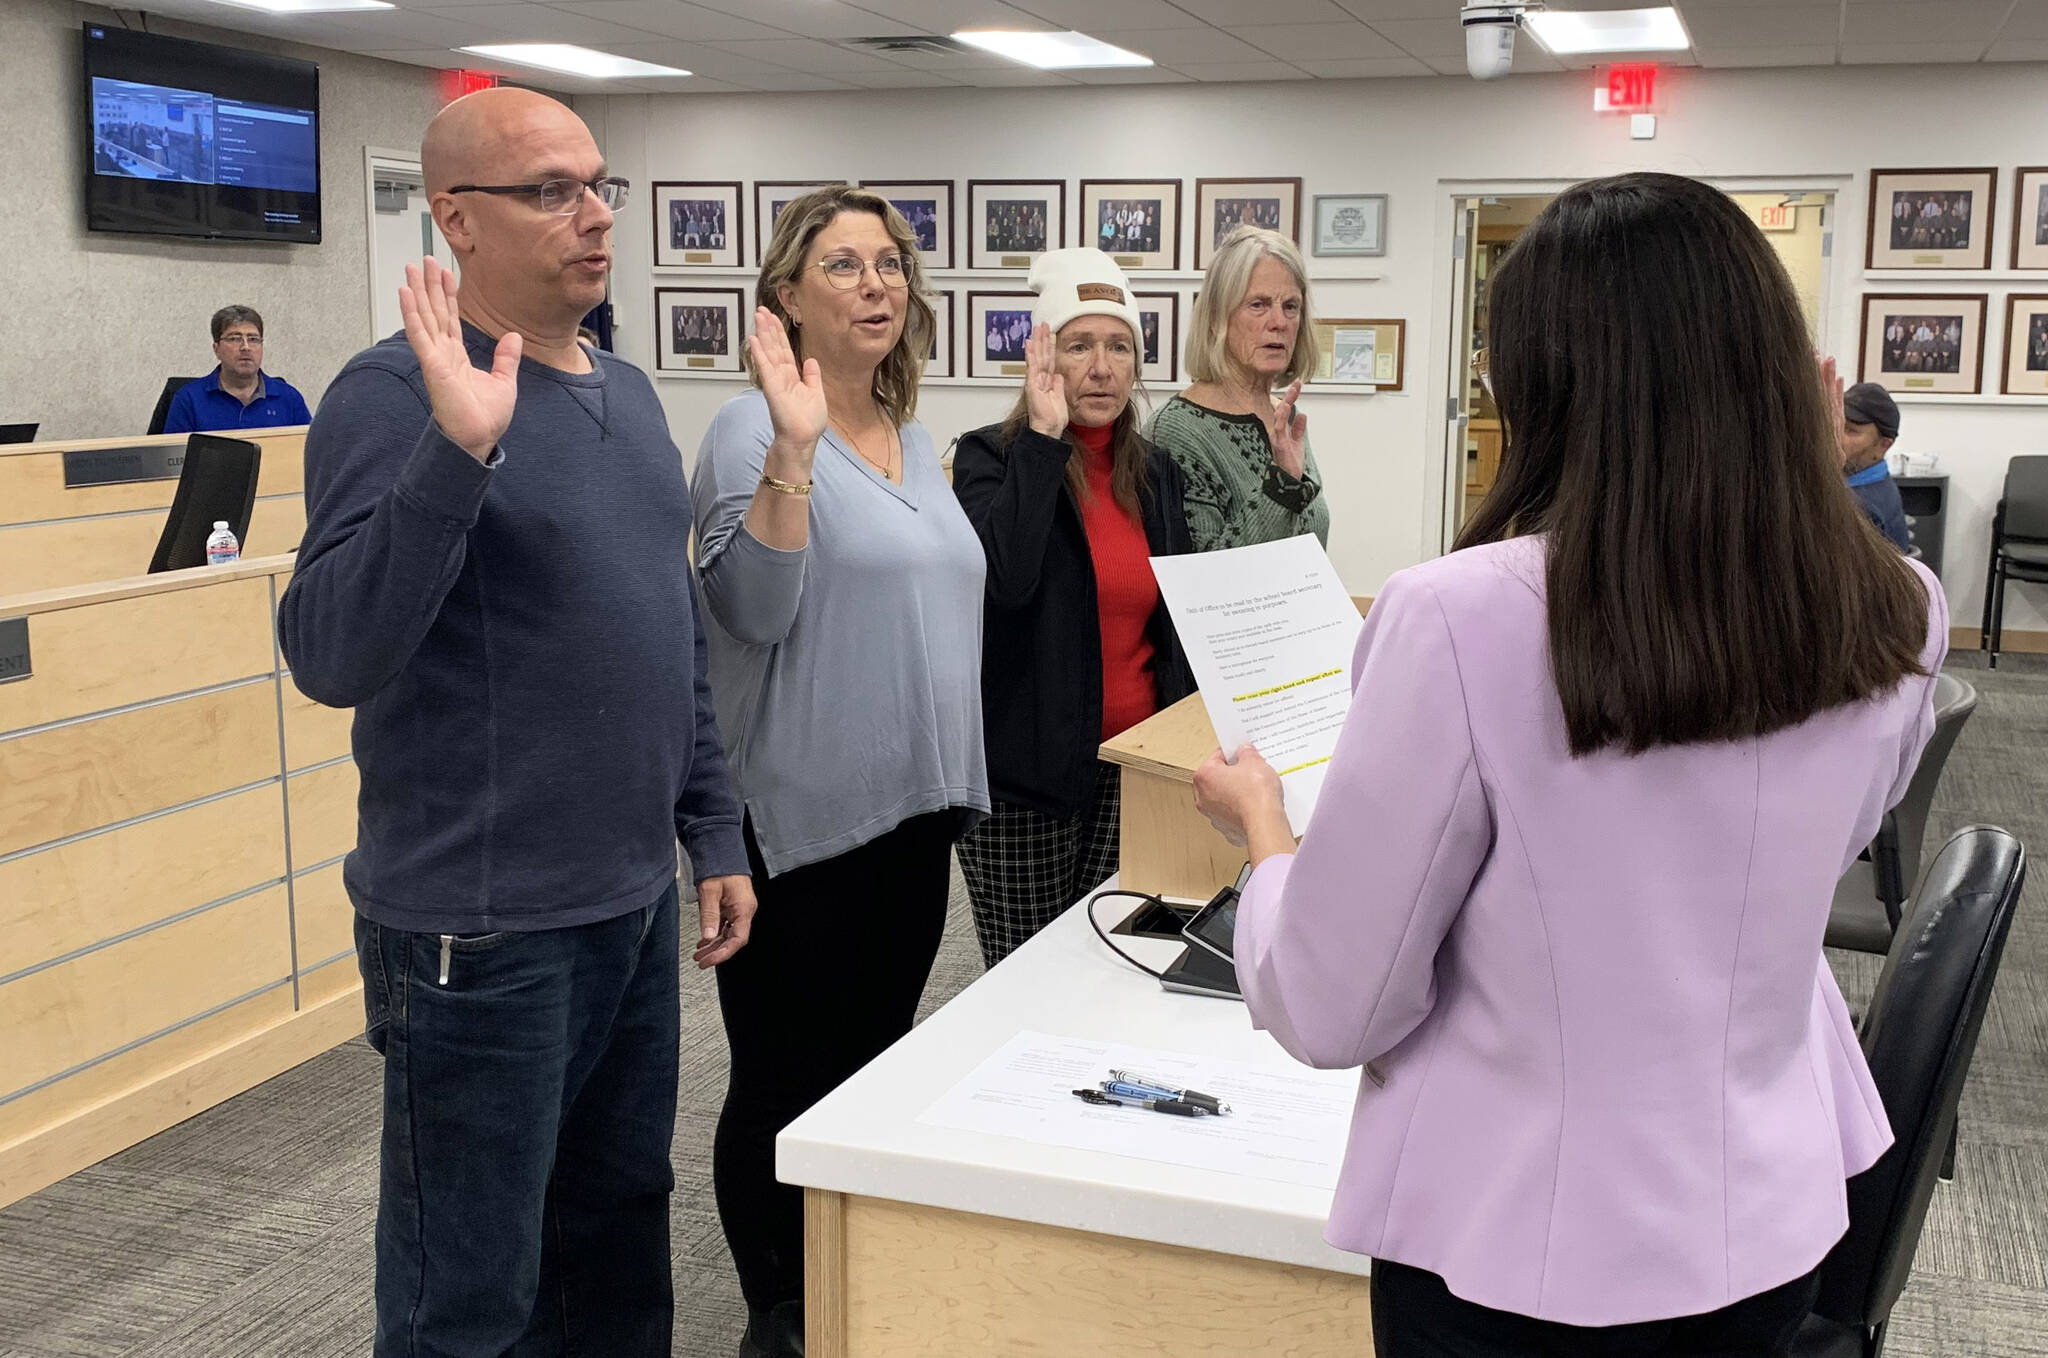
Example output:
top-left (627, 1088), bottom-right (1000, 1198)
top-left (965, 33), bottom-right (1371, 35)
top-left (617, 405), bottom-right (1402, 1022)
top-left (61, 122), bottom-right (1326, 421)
top-left (1146, 226), bottom-right (1330, 552)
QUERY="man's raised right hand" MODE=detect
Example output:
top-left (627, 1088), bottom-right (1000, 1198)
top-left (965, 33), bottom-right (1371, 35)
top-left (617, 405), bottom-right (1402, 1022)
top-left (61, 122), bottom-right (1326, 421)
top-left (399, 257), bottom-right (520, 463)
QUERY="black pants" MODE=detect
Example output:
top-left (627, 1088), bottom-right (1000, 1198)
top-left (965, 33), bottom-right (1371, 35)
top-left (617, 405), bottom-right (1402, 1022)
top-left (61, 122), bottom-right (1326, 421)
top-left (355, 883), bottom-right (681, 1358)
top-left (712, 813), bottom-right (955, 1312)
top-left (956, 762), bottom-right (1122, 968)
top-left (1371, 1261), bottom-right (1821, 1358)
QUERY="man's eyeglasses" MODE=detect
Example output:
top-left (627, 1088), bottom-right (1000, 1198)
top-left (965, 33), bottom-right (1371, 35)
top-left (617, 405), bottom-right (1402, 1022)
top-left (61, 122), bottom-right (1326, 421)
top-left (814, 254), bottom-right (911, 290)
top-left (218, 332), bottom-right (263, 347)
top-left (447, 176), bottom-right (630, 215)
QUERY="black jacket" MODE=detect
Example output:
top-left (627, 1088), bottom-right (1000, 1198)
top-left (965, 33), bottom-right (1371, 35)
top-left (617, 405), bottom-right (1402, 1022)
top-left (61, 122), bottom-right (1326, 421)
top-left (952, 421), bottom-right (1199, 818)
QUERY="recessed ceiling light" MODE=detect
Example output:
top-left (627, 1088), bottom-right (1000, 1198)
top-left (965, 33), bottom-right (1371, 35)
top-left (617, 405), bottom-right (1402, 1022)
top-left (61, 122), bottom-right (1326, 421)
top-left (456, 44), bottom-right (692, 79)
top-left (203, 0), bottom-right (393, 12)
top-left (951, 30), bottom-right (1153, 69)
top-left (1523, 7), bottom-right (1689, 56)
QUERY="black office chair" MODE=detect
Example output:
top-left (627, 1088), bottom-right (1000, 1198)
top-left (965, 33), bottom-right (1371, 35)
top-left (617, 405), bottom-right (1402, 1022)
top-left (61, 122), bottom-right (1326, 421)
top-left (1979, 454), bottom-right (2048, 668)
top-left (148, 433), bottom-right (262, 573)
top-left (0, 422), bottom-right (36, 443)
top-left (1826, 674), bottom-right (1978, 954)
top-left (147, 376), bottom-right (203, 436)
top-left (1795, 825), bottom-right (2026, 1358)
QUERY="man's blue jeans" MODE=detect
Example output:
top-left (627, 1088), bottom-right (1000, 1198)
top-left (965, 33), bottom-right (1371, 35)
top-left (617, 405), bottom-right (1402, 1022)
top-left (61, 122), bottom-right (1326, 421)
top-left (355, 882), bottom-right (680, 1358)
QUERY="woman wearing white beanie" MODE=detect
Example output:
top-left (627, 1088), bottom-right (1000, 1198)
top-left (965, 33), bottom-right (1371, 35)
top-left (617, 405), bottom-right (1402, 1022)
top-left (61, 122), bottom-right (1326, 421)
top-left (951, 248), bottom-right (1198, 966)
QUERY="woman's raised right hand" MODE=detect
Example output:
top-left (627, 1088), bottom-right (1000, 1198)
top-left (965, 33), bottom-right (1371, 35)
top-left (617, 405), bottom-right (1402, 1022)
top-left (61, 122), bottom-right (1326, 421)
top-left (1024, 323), bottom-right (1068, 439)
top-left (747, 307), bottom-right (827, 472)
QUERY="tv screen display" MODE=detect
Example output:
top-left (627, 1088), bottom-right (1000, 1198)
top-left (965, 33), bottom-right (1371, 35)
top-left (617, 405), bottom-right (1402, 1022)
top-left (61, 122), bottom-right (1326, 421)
top-left (83, 24), bottom-right (321, 244)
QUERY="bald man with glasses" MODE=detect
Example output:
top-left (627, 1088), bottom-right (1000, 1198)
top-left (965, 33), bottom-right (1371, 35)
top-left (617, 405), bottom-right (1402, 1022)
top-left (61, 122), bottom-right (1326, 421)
top-left (278, 88), bottom-right (755, 1357)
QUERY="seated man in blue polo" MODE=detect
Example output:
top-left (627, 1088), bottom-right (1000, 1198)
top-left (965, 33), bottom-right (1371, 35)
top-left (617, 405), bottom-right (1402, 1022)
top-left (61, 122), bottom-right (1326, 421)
top-left (1838, 381), bottom-right (1909, 553)
top-left (162, 305), bottom-right (314, 433)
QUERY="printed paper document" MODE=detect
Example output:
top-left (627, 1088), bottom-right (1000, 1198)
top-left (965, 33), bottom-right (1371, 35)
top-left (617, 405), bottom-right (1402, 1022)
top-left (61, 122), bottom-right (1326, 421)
top-left (916, 1030), bottom-right (1359, 1189)
top-left (1150, 535), bottom-right (1364, 832)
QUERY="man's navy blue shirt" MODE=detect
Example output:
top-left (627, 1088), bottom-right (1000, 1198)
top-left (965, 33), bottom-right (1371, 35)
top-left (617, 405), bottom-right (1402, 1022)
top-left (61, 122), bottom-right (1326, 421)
top-left (163, 367), bottom-right (313, 433)
top-left (1847, 460), bottom-right (1911, 554)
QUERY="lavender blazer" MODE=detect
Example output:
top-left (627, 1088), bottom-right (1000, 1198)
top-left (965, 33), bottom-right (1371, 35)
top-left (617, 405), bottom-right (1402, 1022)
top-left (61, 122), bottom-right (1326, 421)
top-left (1236, 535), bottom-right (1948, 1327)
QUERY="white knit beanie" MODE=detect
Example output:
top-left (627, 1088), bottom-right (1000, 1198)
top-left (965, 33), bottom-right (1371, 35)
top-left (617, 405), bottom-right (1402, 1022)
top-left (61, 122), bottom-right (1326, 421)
top-left (1028, 248), bottom-right (1143, 347)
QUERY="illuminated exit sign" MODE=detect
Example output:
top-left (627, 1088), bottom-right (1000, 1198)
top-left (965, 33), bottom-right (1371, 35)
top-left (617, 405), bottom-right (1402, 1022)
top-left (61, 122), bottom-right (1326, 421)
top-left (1595, 63), bottom-right (1659, 112)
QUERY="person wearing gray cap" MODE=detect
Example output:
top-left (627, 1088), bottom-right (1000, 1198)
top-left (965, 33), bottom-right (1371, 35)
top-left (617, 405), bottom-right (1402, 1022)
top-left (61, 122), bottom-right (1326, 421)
top-left (1838, 381), bottom-right (1909, 552)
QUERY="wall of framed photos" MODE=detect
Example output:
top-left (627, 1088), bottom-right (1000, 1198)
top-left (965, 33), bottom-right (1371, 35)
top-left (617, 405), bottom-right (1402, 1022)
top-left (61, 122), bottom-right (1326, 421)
top-left (582, 57), bottom-right (2048, 630)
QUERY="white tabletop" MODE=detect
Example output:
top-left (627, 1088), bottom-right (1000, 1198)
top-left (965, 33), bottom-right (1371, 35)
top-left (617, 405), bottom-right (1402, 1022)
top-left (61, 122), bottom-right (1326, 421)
top-left (777, 882), bottom-right (1372, 1277)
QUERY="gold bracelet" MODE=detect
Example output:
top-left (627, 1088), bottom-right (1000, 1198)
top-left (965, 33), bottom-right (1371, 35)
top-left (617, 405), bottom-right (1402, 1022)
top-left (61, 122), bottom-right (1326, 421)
top-left (759, 472), bottom-right (813, 497)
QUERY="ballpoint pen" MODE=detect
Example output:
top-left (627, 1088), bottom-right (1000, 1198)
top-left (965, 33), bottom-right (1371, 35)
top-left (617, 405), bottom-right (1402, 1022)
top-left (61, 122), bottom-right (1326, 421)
top-left (1103, 1070), bottom-right (1231, 1115)
top-left (1072, 1088), bottom-right (1209, 1117)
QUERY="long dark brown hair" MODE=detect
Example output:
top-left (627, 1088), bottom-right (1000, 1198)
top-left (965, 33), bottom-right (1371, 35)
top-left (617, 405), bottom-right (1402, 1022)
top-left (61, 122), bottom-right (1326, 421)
top-left (999, 378), bottom-right (1152, 517)
top-left (1457, 172), bottom-right (1928, 756)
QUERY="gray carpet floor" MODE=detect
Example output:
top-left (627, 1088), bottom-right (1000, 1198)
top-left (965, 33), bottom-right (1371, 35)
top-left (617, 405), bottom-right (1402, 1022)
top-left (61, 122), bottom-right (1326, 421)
top-left (1, 651), bottom-right (2044, 1357)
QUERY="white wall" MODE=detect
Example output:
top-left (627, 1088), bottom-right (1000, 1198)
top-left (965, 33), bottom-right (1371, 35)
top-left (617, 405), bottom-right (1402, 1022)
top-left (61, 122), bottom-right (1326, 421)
top-left (593, 60), bottom-right (2048, 632)
top-left (0, 0), bottom-right (444, 442)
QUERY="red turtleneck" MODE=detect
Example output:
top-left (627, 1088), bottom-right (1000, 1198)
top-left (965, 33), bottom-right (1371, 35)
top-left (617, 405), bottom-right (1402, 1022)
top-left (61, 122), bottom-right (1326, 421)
top-left (1072, 422), bottom-right (1160, 740)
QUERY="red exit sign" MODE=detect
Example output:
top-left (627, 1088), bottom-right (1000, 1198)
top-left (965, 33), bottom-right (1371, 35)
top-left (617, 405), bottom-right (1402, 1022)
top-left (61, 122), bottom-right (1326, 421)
top-left (1602, 63), bottom-right (1658, 111)
top-left (440, 69), bottom-right (500, 102)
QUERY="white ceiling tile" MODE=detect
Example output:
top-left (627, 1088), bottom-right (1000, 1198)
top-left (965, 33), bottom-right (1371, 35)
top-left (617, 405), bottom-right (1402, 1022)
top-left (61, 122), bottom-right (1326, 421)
top-left (845, 0), bottom-right (1056, 30)
top-left (1678, 6), bottom-right (1842, 46)
top-left (1363, 16), bottom-right (1466, 58)
top-left (1983, 38), bottom-right (2048, 58)
top-left (581, 39), bottom-right (797, 76)
top-left (418, 4), bottom-right (649, 43)
top-left (1690, 43), bottom-right (1841, 67)
top-left (1995, 0), bottom-right (2048, 39)
top-left (1061, 64), bottom-right (1200, 82)
top-left (1840, 40), bottom-right (1993, 62)
top-left (303, 8), bottom-right (510, 45)
top-left (542, 0), bottom-right (792, 40)
top-left (1225, 21), bottom-right (1403, 60)
top-left (1669, 0), bottom-right (1840, 7)
top-left (723, 72), bottom-right (862, 90)
top-left (1167, 0), bottom-right (1357, 22)
top-left (1292, 55), bottom-right (1434, 77)
top-left (674, 0), bottom-right (920, 38)
top-left (389, 0), bottom-right (529, 8)
top-left (626, 74), bottom-right (750, 91)
top-left (858, 45), bottom-right (1054, 70)
top-left (703, 38), bottom-right (915, 72)
top-left (835, 68), bottom-right (970, 86)
top-left (1170, 60), bottom-right (1316, 81)
top-left (950, 66), bottom-right (1083, 84)
top-left (1088, 27), bottom-right (1272, 63)
top-left (1330, 0), bottom-right (1480, 18)
top-left (1842, 2), bottom-right (2011, 43)
top-left (1006, 0), bottom-right (1211, 27)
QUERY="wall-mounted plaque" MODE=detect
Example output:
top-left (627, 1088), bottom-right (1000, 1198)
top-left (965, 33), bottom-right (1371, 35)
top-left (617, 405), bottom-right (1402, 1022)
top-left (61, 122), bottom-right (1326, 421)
top-left (0, 616), bottom-right (30, 685)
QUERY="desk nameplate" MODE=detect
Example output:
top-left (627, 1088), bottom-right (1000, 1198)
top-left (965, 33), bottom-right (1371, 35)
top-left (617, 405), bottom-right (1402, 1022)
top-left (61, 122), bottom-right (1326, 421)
top-left (62, 445), bottom-right (185, 489)
top-left (0, 616), bottom-right (28, 684)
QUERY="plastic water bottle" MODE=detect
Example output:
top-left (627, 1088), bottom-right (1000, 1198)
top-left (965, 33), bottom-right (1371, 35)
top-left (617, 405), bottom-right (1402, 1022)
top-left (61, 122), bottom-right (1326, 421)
top-left (205, 520), bottom-right (240, 566)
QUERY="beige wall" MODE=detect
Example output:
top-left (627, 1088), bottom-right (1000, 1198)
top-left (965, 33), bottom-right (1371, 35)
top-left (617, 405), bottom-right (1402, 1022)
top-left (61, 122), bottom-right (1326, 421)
top-left (0, 0), bottom-right (445, 442)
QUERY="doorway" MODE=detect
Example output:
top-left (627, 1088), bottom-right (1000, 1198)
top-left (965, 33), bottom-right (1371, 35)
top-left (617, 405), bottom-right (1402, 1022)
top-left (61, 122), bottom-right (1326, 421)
top-left (1440, 186), bottom-right (1836, 544)
top-left (363, 148), bottom-right (456, 344)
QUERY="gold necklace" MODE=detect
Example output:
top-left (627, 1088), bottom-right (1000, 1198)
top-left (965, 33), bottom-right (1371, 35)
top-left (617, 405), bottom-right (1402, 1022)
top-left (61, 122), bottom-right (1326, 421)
top-left (831, 417), bottom-right (899, 482)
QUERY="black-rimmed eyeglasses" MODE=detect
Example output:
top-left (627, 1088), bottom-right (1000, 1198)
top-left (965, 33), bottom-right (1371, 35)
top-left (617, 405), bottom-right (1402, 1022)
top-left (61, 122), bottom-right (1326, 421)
top-left (447, 176), bottom-right (630, 215)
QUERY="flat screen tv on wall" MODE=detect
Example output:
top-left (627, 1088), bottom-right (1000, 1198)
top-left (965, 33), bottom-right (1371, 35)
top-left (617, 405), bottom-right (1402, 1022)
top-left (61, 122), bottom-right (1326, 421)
top-left (83, 23), bottom-right (321, 244)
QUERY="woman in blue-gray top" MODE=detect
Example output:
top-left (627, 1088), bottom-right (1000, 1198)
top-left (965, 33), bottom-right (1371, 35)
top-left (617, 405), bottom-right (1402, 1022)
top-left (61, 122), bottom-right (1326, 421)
top-left (691, 183), bottom-right (990, 1358)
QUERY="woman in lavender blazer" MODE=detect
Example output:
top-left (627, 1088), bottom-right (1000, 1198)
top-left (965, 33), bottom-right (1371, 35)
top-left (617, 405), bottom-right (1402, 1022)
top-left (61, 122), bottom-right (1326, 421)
top-left (1194, 174), bottom-right (1945, 1356)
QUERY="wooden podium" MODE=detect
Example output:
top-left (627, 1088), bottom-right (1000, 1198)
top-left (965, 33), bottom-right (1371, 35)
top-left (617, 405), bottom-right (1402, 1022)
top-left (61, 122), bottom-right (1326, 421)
top-left (1098, 692), bottom-right (1242, 901)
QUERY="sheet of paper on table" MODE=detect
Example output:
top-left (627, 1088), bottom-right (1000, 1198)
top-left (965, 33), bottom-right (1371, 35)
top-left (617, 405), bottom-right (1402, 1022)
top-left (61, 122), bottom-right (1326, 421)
top-left (915, 1030), bottom-right (1360, 1190)
top-left (1149, 534), bottom-right (1365, 833)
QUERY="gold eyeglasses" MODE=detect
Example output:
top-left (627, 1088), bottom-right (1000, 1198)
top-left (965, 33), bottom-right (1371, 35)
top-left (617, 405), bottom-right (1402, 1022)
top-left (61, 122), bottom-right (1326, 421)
top-left (813, 254), bottom-right (911, 290)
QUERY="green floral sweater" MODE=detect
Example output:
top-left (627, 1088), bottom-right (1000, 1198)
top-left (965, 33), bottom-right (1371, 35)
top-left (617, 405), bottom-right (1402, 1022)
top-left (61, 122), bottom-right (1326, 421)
top-left (1144, 395), bottom-right (1331, 553)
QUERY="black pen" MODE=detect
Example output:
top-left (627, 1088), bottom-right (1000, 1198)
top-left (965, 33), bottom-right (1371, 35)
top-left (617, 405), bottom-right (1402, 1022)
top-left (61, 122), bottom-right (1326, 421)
top-left (1072, 1088), bottom-right (1208, 1117)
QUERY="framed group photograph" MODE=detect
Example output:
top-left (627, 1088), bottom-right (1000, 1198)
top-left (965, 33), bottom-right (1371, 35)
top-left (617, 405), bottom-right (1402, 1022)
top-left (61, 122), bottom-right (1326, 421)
top-left (652, 181), bottom-right (741, 269)
top-left (2003, 295), bottom-right (2048, 396)
top-left (925, 288), bottom-right (955, 379)
top-left (1309, 317), bottom-right (1405, 390)
top-left (752, 181), bottom-right (835, 264)
top-left (654, 287), bottom-right (746, 374)
top-left (1194, 178), bottom-right (1301, 271)
top-left (2014, 168), bottom-right (2048, 270)
top-left (1857, 293), bottom-right (1987, 394)
top-left (1081, 179), bottom-right (1181, 272)
top-left (1133, 292), bottom-right (1179, 384)
top-left (1866, 168), bottom-right (1997, 271)
top-left (967, 180), bottom-right (1064, 270)
top-left (966, 291), bottom-right (1036, 379)
top-left (1313, 193), bottom-right (1388, 257)
top-left (863, 180), bottom-right (955, 270)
